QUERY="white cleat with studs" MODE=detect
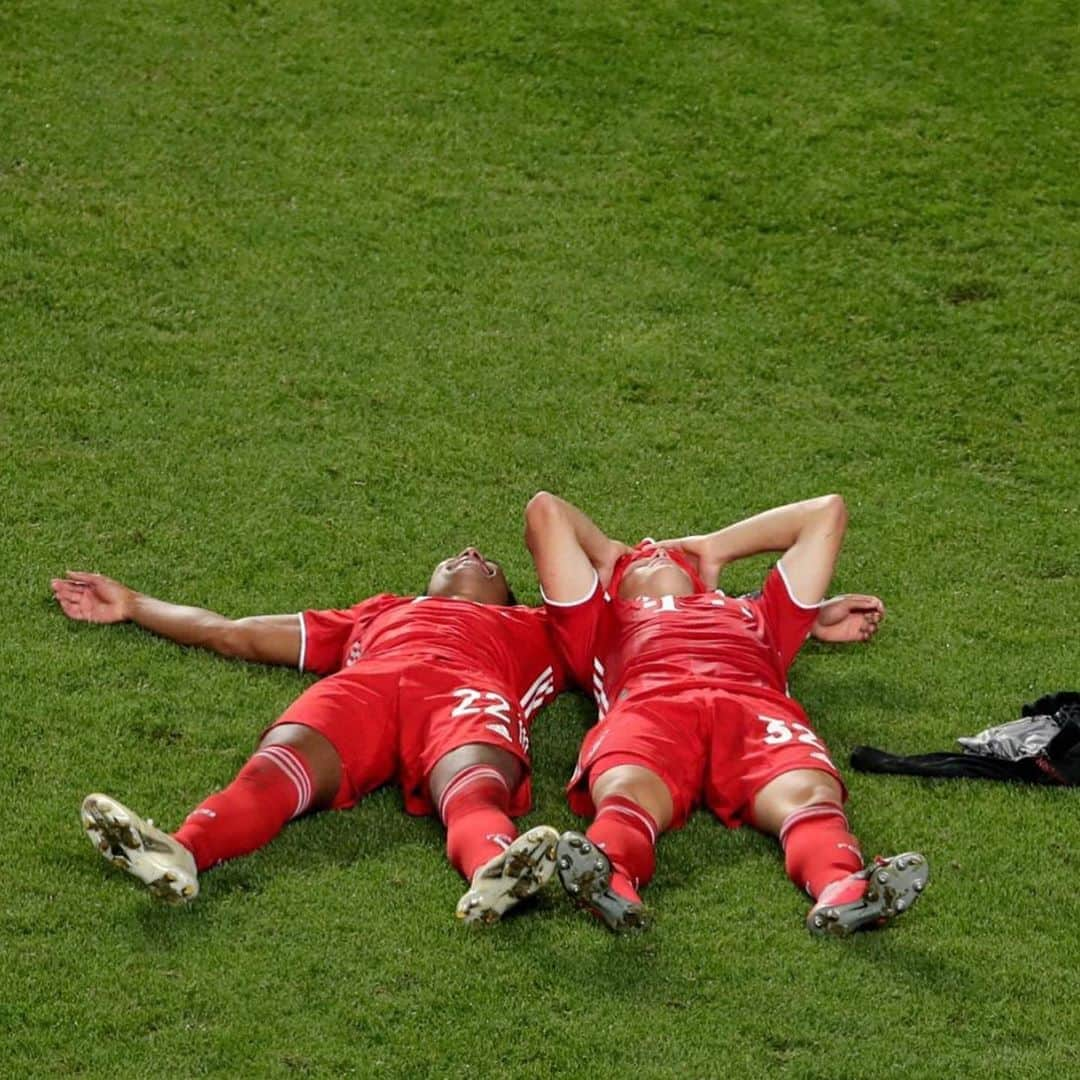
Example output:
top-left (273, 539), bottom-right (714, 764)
top-left (81, 793), bottom-right (199, 904)
top-left (455, 825), bottom-right (560, 925)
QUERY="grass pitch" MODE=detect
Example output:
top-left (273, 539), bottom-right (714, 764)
top-left (3, 1), bottom-right (1079, 1076)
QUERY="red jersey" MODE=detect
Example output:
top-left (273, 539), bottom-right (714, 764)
top-left (298, 594), bottom-right (564, 719)
top-left (546, 562), bottom-right (820, 713)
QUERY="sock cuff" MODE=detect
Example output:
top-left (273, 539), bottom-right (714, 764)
top-left (437, 765), bottom-right (509, 821)
top-left (594, 795), bottom-right (659, 845)
top-left (253, 745), bottom-right (314, 819)
top-left (778, 801), bottom-right (847, 847)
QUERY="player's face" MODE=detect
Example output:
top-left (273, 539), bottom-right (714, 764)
top-left (617, 550), bottom-right (695, 601)
top-left (427, 547), bottom-right (512, 606)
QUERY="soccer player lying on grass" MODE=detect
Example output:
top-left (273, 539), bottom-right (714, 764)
top-left (524, 492), bottom-right (929, 937)
top-left (52, 549), bottom-right (566, 924)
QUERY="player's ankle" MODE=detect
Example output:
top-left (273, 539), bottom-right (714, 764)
top-left (816, 870), bottom-right (867, 907)
top-left (609, 870), bottom-right (642, 905)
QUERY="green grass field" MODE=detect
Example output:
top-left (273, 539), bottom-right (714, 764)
top-left (4, 1), bottom-right (1078, 1075)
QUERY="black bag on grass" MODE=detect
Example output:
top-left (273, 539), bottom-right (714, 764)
top-left (851, 691), bottom-right (1080, 787)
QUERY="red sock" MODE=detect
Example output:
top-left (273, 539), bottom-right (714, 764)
top-left (779, 802), bottom-right (864, 899)
top-left (438, 765), bottom-right (515, 882)
top-left (585, 795), bottom-right (659, 904)
top-left (173, 744), bottom-right (316, 872)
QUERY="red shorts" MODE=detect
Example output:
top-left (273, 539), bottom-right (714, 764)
top-left (268, 660), bottom-right (533, 817)
top-left (567, 686), bottom-right (845, 829)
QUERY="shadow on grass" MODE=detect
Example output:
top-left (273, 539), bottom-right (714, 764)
top-left (798, 667), bottom-right (921, 719)
top-left (807, 921), bottom-right (975, 997)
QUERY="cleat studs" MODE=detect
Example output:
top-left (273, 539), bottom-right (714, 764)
top-left (914, 881), bottom-right (924, 893)
top-left (813, 915), bottom-right (825, 928)
top-left (568, 883), bottom-right (580, 895)
top-left (559, 856), bottom-right (572, 870)
top-left (581, 842), bottom-right (592, 854)
top-left (876, 870), bottom-right (889, 884)
top-left (594, 861), bottom-right (604, 872)
top-left (896, 899), bottom-right (907, 912)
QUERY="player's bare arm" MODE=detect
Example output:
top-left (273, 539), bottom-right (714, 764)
top-left (811, 593), bottom-right (885, 643)
top-left (660, 494), bottom-right (847, 603)
top-left (524, 492), bottom-right (629, 602)
top-left (51, 571), bottom-right (302, 667)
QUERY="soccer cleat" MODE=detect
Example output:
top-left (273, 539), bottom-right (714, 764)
top-left (81, 793), bottom-right (199, 904)
top-left (455, 825), bottom-right (559, 925)
top-left (806, 852), bottom-right (929, 937)
top-left (555, 830), bottom-right (651, 933)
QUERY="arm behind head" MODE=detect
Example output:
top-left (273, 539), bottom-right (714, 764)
top-left (524, 492), bottom-right (627, 603)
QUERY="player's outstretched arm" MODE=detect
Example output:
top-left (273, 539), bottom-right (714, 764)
top-left (524, 492), bottom-right (628, 602)
top-left (50, 571), bottom-right (302, 667)
top-left (660, 494), bottom-right (848, 602)
top-left (812, 594), bottom-right (885, 643)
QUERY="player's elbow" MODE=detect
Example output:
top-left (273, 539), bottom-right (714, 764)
top-left (817, 493), bottom-right (848, 533)
top-left (216, 620), bottom-right (254, 661)
top-left (526, 490), bottom-right (558, 521)
top-left (524, 491), bottom-right (561, 545)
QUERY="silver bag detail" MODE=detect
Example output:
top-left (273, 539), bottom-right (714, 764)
top-left (957, 714), bottom-right (1062, 761)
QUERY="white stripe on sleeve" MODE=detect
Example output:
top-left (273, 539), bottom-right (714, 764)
top-left (775, 561), bottom-right (825, 611)
top-left (296, 612), bottom-right (308, 672)
top-left (540, 569), bottom-right (599, 608)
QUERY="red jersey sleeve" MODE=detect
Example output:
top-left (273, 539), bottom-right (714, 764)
top-left (754, 563), bottom-right (822, 674)
top-left (299, 594), bottom-right (399, 676)
top-left (542, 572), bottom-right (607, 692)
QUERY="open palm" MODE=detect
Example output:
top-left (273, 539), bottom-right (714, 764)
top-left (50, 571), bottom-right (135, 624)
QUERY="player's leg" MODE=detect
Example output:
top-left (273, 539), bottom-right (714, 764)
top-left (430, 743), bottom-right (523, 881)
top-left (82, 723), bottom-right (342, 904)
top-left (404, 670), bottom-right (558, 925)
top-left (173, 723), bottom-right (341, 870)
top-left (752, 767), bottom-right (928, 937)
top-left (557, 697), bottom-right (699, 932)
top-left (557, 760), bottom-right (675, 933)
top-left (584, 761), bottom-right (673, 904)
top-left (430, 743), bottom-right (558, 925)
top-left (752, 768), bottom-right (861, 896)
top-left (82, 669), bottom-right (398, 904)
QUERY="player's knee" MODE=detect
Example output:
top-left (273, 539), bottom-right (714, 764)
top-left (259, 723), bottom-right (342, 808)
top-left (755, 769), bottom-right (843, 830)
top-left (590, 764), bottom-right (673, 828)
top-left (429, 744), bottom-right (521, 804)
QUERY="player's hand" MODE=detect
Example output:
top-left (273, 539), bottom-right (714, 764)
top-left (50, 571), bottom-right (137, 624)
top-left (656, 536), bottom-right (725, 590)
top-left (812, 594), bottom-right (884, 644)
top-left (597, 540), bottom-right (633, 588)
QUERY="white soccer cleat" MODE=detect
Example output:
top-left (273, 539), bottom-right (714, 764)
top-left (455, 825), bottom-right (559, 925)
top-left (81, 793), bottom-right (199, 904)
